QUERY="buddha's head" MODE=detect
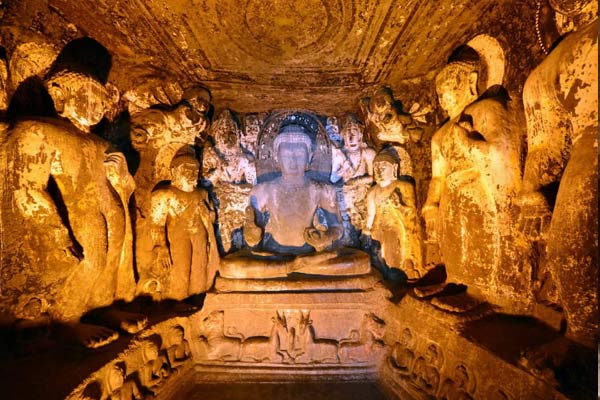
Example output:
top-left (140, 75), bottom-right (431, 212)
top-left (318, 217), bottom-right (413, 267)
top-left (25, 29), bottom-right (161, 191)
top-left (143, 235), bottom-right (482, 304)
top-left (46, 70), bottom-right (110, 130)
top-left (170, 146), bottom-right (199, 192)
top-left (45, 38), bottom-right (115, 131)
top-left (435, 60), bottom-right (479, 119)
top-left (341, 113), bottom-right (365, 152)
top-left (373, 152), bottom-right (398, 184)
top-left (212, 109), bottom-right (241, 154)
top-left (273, 124), bottom-right (314, 178)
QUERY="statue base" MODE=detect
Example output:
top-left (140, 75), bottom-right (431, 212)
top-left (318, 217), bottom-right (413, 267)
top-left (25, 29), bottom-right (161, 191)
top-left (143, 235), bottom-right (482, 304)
top-left (188, 271), bottom-right (390, 378)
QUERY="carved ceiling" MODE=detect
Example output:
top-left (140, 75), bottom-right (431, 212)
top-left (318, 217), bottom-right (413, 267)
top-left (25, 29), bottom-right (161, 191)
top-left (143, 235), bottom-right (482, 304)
top-left (2, 0), bottom-right (537, 113)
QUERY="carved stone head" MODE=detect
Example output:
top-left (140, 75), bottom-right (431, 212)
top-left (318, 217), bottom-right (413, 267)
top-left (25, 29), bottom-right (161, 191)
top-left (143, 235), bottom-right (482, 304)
top-left (435, 61), bottom-right (479, 118)
top-left (273, 125), bottom-right (315, 181)
top-left (373, 151), bottom-right (398, 183)
top-left (212, 109), bottom-right (242, 154)
top-left (45, 70), bottom-right (111, 131)
top-left (170, 146), bottom-right (199, 192)
top-left (341, 113), bottom-right (365, 152)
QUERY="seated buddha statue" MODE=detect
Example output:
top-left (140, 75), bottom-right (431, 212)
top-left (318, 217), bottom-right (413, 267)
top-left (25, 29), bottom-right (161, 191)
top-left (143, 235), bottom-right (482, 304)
top-left (219, 123), bottom-right (371, 279)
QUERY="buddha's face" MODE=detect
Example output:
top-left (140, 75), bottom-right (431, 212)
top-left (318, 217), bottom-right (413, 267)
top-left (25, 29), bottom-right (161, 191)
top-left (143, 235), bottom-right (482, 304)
top-left (435, 68), bottom-right (477, 118)
top-left (374, 161), bottom-right (396, 183)
top-left (172, 161), bottom-right (199, 191)
top-left (62, 79), bottom-right (108, 128)
top-left (436, 78), bottom-right (469, 116)
top-left (278, 142), bottom-right (309, 177)
top-left (343, 125), bottom-right (363, 151)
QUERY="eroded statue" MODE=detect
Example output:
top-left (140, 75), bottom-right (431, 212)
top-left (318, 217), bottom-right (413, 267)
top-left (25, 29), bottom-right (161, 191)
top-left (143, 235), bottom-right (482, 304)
top-left (0, 38), bottom-right (145, 348)
top-left (203, 109), bottom-right (256, 253)
top-left (150, 147), bottom-right (219, 300)
top-left (331, 114), bottom-right (376, 237)
top-left (518, 0), bottom-right (597, 349)
top-left (131, 89), bottom-right (210, 296)
top-left (220, 123), bottom-right (371, 279)
top-left (365, 151), bottom-right (424, 279)
top-left (421, 48), bottom-right (527, 309)
top-left (360, 86), bottom-right (423, 144)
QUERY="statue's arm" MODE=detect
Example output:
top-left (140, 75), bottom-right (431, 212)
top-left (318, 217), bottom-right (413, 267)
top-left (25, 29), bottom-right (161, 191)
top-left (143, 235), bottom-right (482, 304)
top-left (363, 187), bottom-right (377, 235)
top-left (422, 133), bottom-right (445, 240)
top-left (244, 187), bottom-right (265, 247)
top-left (517, 66), bottom-right (568, 238)
top-left (150, 190), bottom-right (172, 269)
top-left (307, 185), bottom-right (343, 248)
top-left (12, 131), bottom-right (58, 220)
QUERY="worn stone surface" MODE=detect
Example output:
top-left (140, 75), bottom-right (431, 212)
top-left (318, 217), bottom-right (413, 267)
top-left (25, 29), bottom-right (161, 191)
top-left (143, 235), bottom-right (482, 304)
top-left (0, 39), bottom-right (139, 350)
top-left (519, 1), bottom-right (598, 348)
top-left (422, 51), bottom-right (531, 311)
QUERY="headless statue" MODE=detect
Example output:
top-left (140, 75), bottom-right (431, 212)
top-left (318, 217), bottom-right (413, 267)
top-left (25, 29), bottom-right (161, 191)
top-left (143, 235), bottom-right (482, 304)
top-left (220, 124), bottom-right (370, 279)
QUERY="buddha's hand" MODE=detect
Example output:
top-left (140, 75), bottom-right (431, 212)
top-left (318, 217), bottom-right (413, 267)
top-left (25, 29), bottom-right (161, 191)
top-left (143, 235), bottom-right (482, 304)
top-left (243, 206), bottom-right (263, 247)
top-left (104, 152), bottom-right (135, 200)
top-left (304, 227), bottom-right (338, 252)
top-left (516, 191), bottom-right (552, 241)
top-left (153, 245), bottom-right (172, 270)
top-left (421, 204), bottom-right (439, 242)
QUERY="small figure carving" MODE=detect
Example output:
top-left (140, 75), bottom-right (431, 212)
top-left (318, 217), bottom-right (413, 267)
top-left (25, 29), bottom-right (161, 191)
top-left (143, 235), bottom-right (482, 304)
top-left (165, 325), bottom-right (191, 370)
top-left (203, 109), bottom-right (256, 253)
top-left (365, 151), bottom-right (424, 279)
top-left (137, 341), bottom-right (169, 393)
top-left (438, 364), bottom-right (475, 400)
top-left (203, 109), bottom-right (256, 185)
top-left (198, 311), bottom-right (242, 361)
top-left (411, 343), bottom-right (443, 396)
top-left (131, 91), bottom-right (211, 296)
top-left (100, 363), bottom-right (141, 400)
top-left (338, 313), bottom-right (385, 363)
top-left (150, 147), bottom-right (219, 299)
top-left (325, 116), bottom-right (343, 147)
top-left (220, 123), bottom-right (371, 278)
top-left (389, 327), bottom-right (416, 377)
top-left (331, 113), bottom-right (376, 183)
top-left (241, 113), bottom-right (264, 158)
top-left (273, 309), bottom-right (311, 363)
top-left (0, 38), bottom-right (144, 348)
top-left (360, 87), bottom-right (423, 144)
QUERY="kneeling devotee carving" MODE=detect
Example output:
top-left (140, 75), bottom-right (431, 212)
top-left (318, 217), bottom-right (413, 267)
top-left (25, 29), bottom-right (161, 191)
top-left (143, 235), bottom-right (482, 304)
top-left (220, 124), bottom-right (371, 279)
top-left (150, 147), bottom-right (219, 299)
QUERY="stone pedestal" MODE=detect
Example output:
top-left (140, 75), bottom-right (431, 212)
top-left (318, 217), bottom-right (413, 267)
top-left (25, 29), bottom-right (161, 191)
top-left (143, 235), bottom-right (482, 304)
top-left (187, 271), bottom-right (390, 380)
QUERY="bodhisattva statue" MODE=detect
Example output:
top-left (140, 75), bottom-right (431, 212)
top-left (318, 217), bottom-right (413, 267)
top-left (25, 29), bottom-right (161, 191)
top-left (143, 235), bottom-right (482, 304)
top-left (150, 147), bottom-right (219, 299)
top-left (519, 0), bottom-right (597, 349)
top-left (220, 124), bottom-right (371, 279)
top-left (421, 53), bottom-right (525, 308)
top-left (0, 39), bottom-right (145, 348)
top-left (365, 152), bottom-right (424, 279)
top-left (331, 113), bottom-right (376, 184)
